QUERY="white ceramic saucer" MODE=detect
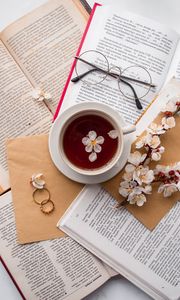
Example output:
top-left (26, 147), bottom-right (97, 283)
top-left (49, 110), bottom-right (133, 184)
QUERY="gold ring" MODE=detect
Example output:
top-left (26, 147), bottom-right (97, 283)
top-left (40, 199), bottom-right (55, 214)
top-left (32, 188), bottom-right (50, 205)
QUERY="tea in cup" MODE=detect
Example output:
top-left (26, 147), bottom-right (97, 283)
top-left (49, 102), bottom-right (135, 178)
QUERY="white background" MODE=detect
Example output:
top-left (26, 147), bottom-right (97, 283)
top-left (0, 0), bottom-right (180, 299)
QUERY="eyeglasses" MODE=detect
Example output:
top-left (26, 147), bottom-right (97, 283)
top-left (71, 50), bottom-right (156, 110)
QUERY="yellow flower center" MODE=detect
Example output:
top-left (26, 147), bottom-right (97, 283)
top-left (91, 140), bottom-right (97, 146)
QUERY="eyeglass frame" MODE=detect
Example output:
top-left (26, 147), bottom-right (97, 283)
top-left (71, 50), bottom-right (156, 110)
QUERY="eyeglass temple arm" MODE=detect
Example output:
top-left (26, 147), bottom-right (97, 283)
top-left (119, 78), bottom-right (143, 110)
top-left (71, 68), bottom-right (101, 82)
top-left (73, 56), bottom-right (156, 88)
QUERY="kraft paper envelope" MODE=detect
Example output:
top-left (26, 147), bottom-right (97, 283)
top-left (103, 111), bottom-right (180, 230)
top-left (6, 135), bottom-right (83, 244)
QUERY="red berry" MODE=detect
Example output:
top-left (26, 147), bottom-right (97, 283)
top-left (169, 170), bottom-right (175, 176)
top-left (176, 101), bottom-right (180, 106)
top-left (158, 172), bottom-right (165, 177)
top-left (174, 176), bottom-right (179, 183)
top-left (164, 111), bottom-right (173, 117)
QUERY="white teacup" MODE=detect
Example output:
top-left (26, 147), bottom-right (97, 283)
top-left (49, 102), bottom-right (135, 179)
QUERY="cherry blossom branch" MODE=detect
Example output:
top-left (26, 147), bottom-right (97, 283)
top-left (119, 96), bottom-right (180, 207)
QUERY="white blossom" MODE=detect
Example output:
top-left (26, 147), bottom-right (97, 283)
top-left (158, 183), bottom-right (180, 197)
top-left (31, 173), bottom-right (45, 189)
top-left (161, 116), bottom-right (176, 130)
top-left (161, 96), bottom-right (179, 113)
top-left (128, 151), bottom-right (147, 166)
top-left (119, 180), bottom-right (133, 197)
top-left (154, 162), bottom-right (180, 177)
top-left (82, 131), bottom-right (104, 162)
top-left (146, 134), bottom-right (161, 149)
top-left (151, 146), bottom-right (165, 161)
top-left (147, 123), bottom-right (165, 135)
top-left (127, 185), bottom-right (152, 206)
top-left (135, 136), bottom-right (147, 149)
top-left (128, 193), bottom-right (147, 206)
top-left (136, 134), bottom-right (161, 150)
top-left (31, 88), bottom-right (52, 102)
top-left (119, 182), bottom-right (152, 206)
top-left (133, 165), bottom-right (154, 185)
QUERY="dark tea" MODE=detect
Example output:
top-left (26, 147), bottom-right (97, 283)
top-left (62, 114), bottom-right (119, 170)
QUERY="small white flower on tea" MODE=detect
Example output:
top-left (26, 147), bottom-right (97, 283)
top-left (31, 173), bottom-right (45, 189)
top-left (82, 131), bottom-right (104, 162)
top-left (161, 116), bottom-right (176, 130)
top-left (31, 88), bottom-right (52, 102)
top-left (108, 130), bottom-right (118, 139)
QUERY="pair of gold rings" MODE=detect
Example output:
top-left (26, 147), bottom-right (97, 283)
top-left (32, 187), bottom-right (55, 214)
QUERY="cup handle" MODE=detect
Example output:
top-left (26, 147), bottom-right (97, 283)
top-left (122, 124), bottom-right (136, 135)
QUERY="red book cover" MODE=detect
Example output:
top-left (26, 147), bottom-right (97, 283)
top-left (53, 3), bottom-right (101, 121)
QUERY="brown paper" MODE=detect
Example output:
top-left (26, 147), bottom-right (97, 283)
top-left (103, 112), bottom-right (180, 230)
top-left (6, 135), bottom-right (83, 244)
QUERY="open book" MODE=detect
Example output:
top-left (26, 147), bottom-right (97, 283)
top-left (0, 191), bottom-right (118, 300)
top-left (58, 79), bottom-right (180, 300)
top-left (0, 0), bottom-right (89, 193)
top-left (55, 3), bottom-right (180, 126)
top-left (58, 184), bottom-right (180, 300)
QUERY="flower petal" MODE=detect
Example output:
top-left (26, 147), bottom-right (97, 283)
top-left (94, 143), bottom-right (102, 153)
top-left (143, 185), bottom-right (152, 194)
top-left (128, 151), bottom-right (142, 166)
top-left (151, 152), bottom-right (161, 161)
top-left (85, 144), bottom-right (93, 153)
top-left (149, 135), bottom-right (161, 149)
top-left (119, 187), bottom-right (129, 197)
top-left (96, 136), bottom-right (105, 144)
top-left (89, 152), bottom-right (97, 162)
top-left (82, 137), bottom-right (90, 145)
top-left (136, 195), bottom-right (146, 206)
top-left (44, 92), bottom-right (52, 100)
top-left (88, 131), bottom-right (97, 140)
top-left (125, 164), bottom-right (135, 173)
top-left (135, 139), bottom-right (145, 149)
top-left (31, 88), bottom-right (41, 99)
top-left (31, 173), bottom-right (45, 189)
top-left (108, 130), bottom-right (118, 139)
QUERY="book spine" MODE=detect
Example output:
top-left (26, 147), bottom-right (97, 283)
top-left (53, 3), bottom-right (101, 121)
top-left (0, 256), bottom-right (26, 300)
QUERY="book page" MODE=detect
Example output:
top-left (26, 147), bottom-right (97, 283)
top-left (0, 40), bottom-right (52, 192)
top-left (165, 41), bottom-right (180, 83)
top-left (0, 191), bottom-right (110, 300)
top-left (60, 5), bottom-right (179, 125)
top-left (1, 0), bottom-right (88, 114)
top-left (136, 78), bottom-right (180, 136)
top-left (59, 185), bottom-right (180, 300)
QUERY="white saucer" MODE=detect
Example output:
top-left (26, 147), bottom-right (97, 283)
top-left (49, 109), bottom-right (133, 184)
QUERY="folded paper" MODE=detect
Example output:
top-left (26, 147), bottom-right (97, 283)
top-left (6, 135), bottom-right (83, 244)
top-left (103, 82), bottom-right (180, 230)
